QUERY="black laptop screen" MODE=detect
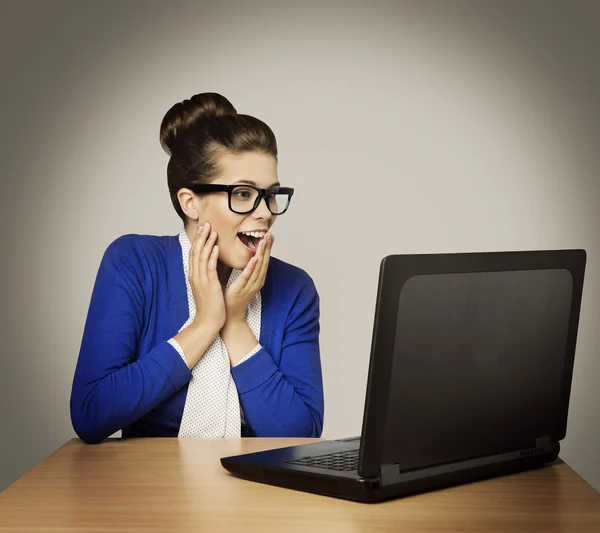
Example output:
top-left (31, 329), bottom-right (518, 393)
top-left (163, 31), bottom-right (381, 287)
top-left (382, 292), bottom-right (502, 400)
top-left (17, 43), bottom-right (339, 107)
top-left (381, 268), bottom-right (573, 471)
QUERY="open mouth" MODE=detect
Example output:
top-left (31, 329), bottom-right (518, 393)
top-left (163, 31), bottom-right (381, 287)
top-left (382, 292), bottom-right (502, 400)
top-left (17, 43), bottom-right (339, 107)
top-left (237, 231), bottom-right (265, 253)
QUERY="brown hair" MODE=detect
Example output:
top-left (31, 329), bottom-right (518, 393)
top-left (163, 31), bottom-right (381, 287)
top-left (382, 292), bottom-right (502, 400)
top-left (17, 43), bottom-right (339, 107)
top-left (159, 92), bottom-right (278, 224)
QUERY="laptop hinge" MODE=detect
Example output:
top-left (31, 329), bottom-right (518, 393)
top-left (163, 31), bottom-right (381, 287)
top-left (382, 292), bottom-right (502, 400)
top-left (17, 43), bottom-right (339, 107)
top-left (380, 463), bottom-right (401, 486)
top-left (535, 435), bottom-right (553, 450)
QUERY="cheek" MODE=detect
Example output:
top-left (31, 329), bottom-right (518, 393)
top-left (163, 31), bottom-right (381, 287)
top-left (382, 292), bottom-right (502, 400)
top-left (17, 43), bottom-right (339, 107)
top-left (202, 202), bottom-right (233, 234)
top-left (206, 210), bottom-right (246, 245)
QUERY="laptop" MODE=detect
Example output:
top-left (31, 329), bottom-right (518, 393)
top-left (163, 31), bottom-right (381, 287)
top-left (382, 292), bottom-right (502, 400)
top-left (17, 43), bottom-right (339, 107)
top-left (221, 249), bottom-right (587, 502)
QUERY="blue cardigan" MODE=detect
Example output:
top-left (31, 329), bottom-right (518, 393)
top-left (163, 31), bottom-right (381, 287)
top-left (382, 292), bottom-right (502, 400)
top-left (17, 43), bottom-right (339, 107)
top-left (70, 233), bottom-right (324, 444)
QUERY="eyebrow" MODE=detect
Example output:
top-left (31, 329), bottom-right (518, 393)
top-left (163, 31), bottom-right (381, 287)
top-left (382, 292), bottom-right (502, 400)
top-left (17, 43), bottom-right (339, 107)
top-left (233, 179), bottom-right (281, 188)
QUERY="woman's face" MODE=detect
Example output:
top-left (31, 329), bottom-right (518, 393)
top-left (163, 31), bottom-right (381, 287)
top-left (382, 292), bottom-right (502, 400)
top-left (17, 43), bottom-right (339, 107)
top-left (194, 151), bottom-right (279, 271)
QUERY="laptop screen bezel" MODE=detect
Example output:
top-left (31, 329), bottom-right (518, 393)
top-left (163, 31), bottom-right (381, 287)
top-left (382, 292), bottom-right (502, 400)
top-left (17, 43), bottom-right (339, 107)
top-left (357, 248), bottom-right (586, 479)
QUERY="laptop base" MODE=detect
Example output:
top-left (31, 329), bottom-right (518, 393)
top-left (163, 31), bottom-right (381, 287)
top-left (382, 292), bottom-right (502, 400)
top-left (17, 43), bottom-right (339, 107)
top-left (221, 439), bottom-right (560, 503)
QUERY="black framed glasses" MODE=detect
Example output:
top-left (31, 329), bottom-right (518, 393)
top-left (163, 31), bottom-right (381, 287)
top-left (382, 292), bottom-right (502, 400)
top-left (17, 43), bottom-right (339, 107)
top-left (189, 184), bottom-right (294, 215)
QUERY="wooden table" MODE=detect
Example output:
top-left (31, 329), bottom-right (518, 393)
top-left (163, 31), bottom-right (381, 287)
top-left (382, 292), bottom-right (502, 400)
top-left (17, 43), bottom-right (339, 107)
top-left (1, 438), bottom-right (599, 532)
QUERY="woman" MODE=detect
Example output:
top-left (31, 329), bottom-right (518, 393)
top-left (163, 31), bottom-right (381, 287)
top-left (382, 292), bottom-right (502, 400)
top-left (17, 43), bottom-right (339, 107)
top-left (70, 92), bottom-right (324, 444)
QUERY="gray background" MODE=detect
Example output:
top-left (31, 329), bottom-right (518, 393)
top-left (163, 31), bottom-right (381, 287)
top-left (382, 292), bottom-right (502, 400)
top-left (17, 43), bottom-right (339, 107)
top-left (1, 0), bottom-right (598, 493)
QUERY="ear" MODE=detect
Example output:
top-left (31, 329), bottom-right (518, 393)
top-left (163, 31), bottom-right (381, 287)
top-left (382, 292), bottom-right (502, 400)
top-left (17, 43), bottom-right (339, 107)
top-left (177, 188), bottom-right (200, 222)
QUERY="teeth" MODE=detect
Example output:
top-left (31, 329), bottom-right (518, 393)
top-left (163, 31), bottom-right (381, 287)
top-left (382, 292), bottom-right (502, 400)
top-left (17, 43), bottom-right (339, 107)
top-left (242, 231), bottom-right (265, 239)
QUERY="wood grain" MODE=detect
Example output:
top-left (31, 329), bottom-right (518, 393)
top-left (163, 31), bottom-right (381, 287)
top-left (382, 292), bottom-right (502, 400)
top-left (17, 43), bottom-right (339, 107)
top-left (0, 438), bottom-right (599, 532)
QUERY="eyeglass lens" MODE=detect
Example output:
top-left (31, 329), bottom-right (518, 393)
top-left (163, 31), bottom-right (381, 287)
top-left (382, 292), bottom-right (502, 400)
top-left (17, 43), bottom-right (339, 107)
top-left (231, 186), bottom-right (290, 214)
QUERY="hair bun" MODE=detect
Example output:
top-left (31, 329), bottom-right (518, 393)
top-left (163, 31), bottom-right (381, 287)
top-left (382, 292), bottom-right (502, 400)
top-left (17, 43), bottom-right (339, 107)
top-left (160, 92), bottom-right (237, 155)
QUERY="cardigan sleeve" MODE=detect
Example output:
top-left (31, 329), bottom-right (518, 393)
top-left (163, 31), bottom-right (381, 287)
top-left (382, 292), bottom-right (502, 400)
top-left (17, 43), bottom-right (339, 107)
top-left (230, 276), bottom-right (324, 437)
top-left (70, 236), bottom-right (192, 444)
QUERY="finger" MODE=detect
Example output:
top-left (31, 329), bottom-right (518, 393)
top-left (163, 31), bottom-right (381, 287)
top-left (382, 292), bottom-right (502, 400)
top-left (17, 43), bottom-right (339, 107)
top-left (189, 223), bottom-right (210, 277)
top-left (198, 230), bottom-right (217, 282)
top-left (245, 238), bottom-right (265, 287)
top-left (207, 244), bottom-right (219, 281)
top-left (231, 255), bottom-right (258, 290)
top-left (193, 221), bottom-right (209, 245)
top-left (258, 233), bottom-right (275, 282)
top-left (250, 234), bottom-right (272, 287)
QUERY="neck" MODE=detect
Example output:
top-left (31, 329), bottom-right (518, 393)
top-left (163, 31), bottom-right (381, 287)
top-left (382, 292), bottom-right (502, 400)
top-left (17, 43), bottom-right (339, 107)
top-left (184, 224), bottom-right (198, 250)
top-left (217, 261), bottom-right (232, 289)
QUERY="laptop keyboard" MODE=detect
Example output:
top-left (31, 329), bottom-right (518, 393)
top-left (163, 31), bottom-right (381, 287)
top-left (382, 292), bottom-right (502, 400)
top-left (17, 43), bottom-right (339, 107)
top-left (286, 449), bottom-right (359, 472)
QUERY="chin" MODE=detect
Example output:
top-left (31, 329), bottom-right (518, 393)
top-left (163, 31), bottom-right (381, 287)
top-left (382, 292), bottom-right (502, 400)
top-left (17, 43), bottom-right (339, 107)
top-left (222, 253), bottom-right (252, 272)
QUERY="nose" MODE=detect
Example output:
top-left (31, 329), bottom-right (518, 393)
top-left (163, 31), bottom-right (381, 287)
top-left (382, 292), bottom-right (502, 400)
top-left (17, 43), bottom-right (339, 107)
top-left (253, 195), bottom-right (273, 220)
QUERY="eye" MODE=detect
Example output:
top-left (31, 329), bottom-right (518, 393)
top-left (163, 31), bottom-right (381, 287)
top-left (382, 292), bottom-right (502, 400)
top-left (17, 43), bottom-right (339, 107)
top-left (233, 188), bottom-right (253, 201)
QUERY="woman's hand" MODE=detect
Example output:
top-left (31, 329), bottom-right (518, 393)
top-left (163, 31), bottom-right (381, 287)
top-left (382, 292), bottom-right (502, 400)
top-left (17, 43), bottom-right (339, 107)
top-left (224, 232), bottom-right (274, 325)
top-left (189, 222), bottom-right (227, 330)
top-left (172, 222), bottom-right (226, 369)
